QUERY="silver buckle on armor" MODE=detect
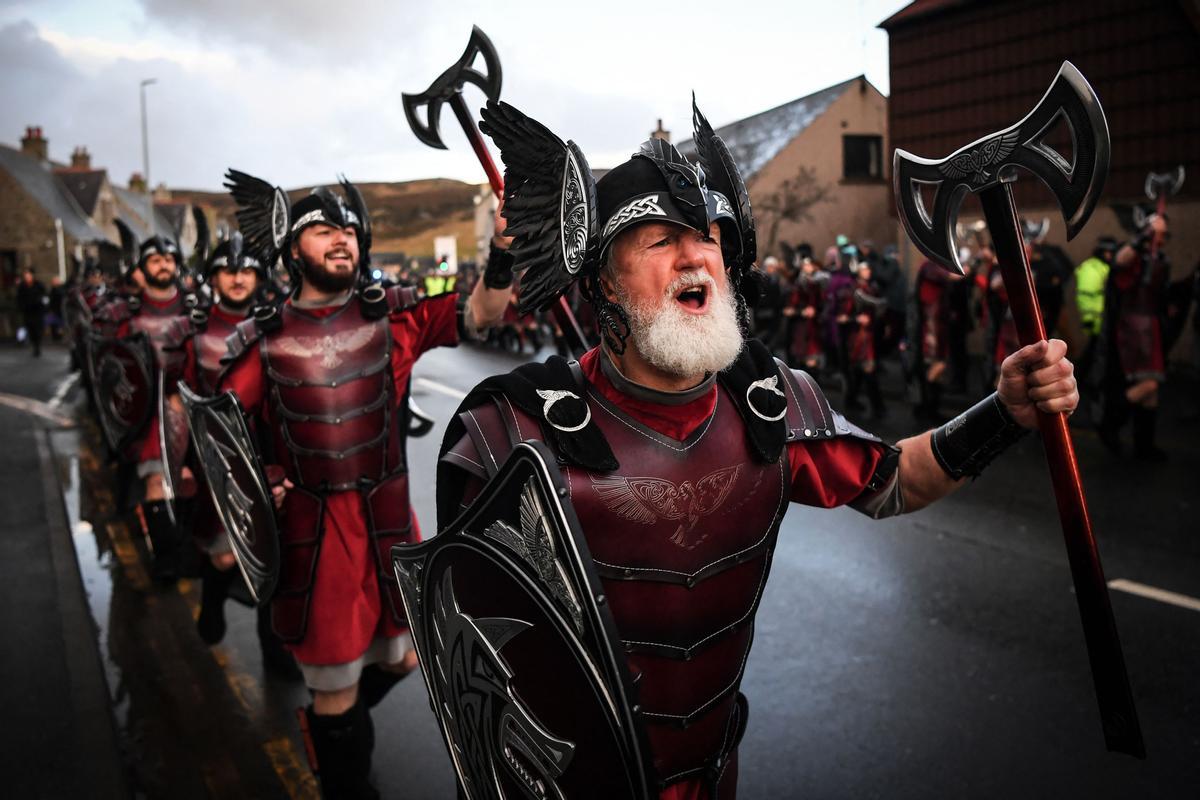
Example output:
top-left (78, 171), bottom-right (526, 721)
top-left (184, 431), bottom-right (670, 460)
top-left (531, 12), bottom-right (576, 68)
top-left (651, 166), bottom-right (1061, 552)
top-left (745, 376), bottom-right (786, 422)
top-left (537, 389), bottom-right (592, 433)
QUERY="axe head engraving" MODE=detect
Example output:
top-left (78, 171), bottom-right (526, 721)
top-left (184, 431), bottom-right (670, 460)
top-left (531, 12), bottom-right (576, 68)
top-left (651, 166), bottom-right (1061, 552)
top-left (1144, 165), bottom-right (1184, 201)
top-left (894, 62), bottom-right (1110, 273)
top-left (402, 25), bottom-right (503, 150)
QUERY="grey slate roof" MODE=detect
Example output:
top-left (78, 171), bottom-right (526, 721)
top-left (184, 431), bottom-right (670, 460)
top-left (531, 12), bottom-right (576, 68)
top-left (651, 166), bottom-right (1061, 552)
top-left (55, 169), bottom-right (107, 216)
top-left (677, 76), bottom-right (862, 179)
top-left (0, 144), bottom-right (110, 241)
top-left (111, 185), bottom-right (177, 242)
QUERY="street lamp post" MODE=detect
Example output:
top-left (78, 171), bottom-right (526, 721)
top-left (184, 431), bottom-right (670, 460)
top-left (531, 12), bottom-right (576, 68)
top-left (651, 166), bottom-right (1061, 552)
top-left (140, 78), bottom-right (157, 193)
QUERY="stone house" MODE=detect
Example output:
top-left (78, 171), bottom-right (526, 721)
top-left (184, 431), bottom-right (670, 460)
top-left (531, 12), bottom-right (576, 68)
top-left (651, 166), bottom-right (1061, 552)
top-left (677, 76), bottom-right (892, 263)
top-left (1, 127), bottom-right (201, 292)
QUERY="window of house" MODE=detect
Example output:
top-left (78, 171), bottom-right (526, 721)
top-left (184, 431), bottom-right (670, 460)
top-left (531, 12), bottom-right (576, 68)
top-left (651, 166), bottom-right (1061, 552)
top-left (843, 135), bottom-right (883, 180)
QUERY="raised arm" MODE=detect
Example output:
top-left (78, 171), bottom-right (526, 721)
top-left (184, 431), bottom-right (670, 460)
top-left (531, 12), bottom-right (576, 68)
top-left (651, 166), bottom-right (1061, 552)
top-left (898, 338), bottom-right (1077, 511)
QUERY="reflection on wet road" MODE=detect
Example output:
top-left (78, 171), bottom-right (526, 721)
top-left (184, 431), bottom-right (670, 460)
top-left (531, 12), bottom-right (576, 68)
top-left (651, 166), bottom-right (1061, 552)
top-left (50, 420), bottom-right (318, 799)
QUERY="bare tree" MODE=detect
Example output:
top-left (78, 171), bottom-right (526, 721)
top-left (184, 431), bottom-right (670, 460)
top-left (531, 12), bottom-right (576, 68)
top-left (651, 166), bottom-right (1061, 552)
top-left (756, 166), bottom-right (833, 258)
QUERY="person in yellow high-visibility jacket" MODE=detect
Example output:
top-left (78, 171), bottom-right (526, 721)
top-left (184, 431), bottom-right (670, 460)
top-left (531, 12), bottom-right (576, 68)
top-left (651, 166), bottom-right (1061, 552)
top-left (1074, 236), bottom-right (1116, 398)
top-left (1076, 236), bottom-right (1116, 336)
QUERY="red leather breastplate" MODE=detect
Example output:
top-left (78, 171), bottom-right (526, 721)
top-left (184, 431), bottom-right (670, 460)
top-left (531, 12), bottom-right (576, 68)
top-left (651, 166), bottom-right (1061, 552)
top-left (263, 302), bottom-right (395, 491)
top-left (194, 310), bottom-right (240, 395)
top-left (562, 385), bottom-right (790, 784)
top-left (129, 297), bottom-right (189, 382)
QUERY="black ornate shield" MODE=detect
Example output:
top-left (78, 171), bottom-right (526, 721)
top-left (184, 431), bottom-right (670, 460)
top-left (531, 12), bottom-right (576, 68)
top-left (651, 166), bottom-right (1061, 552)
top-left (179, 383), bottom-right (279, 604)
top-left (85, 331), bottom-right (155, 454)
top-left (391, 441), bottom-right (655, 800)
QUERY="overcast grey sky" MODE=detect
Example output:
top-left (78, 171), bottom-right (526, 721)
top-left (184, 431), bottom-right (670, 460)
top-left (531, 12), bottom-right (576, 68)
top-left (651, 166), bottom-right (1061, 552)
top-left (1, 0), bottom-right (909, 190)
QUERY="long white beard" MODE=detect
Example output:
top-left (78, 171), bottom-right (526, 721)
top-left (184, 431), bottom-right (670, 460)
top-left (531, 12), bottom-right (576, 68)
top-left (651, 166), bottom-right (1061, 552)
top-left (616, 271), bottom-right (744, 377)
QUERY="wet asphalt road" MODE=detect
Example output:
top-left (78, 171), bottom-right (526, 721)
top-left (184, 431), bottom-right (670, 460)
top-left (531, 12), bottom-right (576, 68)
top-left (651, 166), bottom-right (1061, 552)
top-left (3, 339), bottom-right (1198, 798)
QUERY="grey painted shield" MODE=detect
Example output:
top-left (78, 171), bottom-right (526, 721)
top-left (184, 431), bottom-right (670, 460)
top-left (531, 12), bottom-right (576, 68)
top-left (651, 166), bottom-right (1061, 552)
top-left (86, 331), bottom-right (155, 454)
top-left (180, 383), bottom-right (279, 604)
top-left (392, 441), bottom-right (655, 799)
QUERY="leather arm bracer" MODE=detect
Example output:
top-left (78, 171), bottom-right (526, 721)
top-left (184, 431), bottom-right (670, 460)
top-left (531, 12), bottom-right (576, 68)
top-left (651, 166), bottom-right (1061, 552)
top-left (930, 393), bottom-right (1028, 480)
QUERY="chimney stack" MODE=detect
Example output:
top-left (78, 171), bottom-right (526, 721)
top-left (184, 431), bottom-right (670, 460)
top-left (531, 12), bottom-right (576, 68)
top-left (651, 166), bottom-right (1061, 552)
top-left (70, 146), bottom-right (92, 170)
top-left (20, 126), bottom-right (48, 161)
top-left (129, 172), bottom-right (147, 193)
top-left (650, 118), bottom-right (670, 143)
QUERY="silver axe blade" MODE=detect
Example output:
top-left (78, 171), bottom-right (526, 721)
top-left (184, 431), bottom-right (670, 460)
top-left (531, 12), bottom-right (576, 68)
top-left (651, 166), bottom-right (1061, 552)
top-left (1144, 165), bottom-right (1184, 201)
top-left (894, 61), bottom-right (1110, 273)
top-left (402, 25), bottom-right (503, 151)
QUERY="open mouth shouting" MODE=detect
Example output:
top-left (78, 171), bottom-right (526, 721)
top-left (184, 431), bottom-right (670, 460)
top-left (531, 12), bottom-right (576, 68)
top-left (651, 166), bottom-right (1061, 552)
top-left (672, 278), bottom-right (711, 315)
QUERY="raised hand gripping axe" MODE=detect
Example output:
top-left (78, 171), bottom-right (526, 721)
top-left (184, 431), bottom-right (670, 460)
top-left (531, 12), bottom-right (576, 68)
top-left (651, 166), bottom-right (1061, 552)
top-left (894, 62), bottom-right (1144, 758)
top-left (403, 26), bottom-right (591, 353)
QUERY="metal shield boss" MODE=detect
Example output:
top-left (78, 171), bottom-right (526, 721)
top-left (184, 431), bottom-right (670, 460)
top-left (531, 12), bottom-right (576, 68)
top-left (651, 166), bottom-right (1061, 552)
top-left (85, 331), bottom-right (155, 454)
top-left (179, 383), bottom-right (279, 604)
top-left (392, 441), bottom-right (655, 800)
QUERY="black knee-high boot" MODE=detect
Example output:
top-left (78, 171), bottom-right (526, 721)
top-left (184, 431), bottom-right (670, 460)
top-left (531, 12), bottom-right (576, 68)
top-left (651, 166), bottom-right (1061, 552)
top-left (1098, 386), bottom-right (1129, 456)
top-left (358, 663), bottom-right (407, 710)
top-left (1132, 406), bottom-right (1167, 461)
top-left (305, 701), bottom-right (379, 800)
top-left (196, 560), bottom-right (237, 644)
top-left (143, 500), bottom-right (181, 583)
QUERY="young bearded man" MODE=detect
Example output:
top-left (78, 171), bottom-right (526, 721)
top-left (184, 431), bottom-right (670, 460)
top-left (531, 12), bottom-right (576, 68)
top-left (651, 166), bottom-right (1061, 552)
top-left (216, 173), bottom-right (516, 798)
top-left (434, 101), bottom-right (1079, 800)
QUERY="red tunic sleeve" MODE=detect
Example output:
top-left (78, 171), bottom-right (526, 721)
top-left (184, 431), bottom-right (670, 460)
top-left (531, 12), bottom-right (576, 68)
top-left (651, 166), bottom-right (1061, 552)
top-left (787, 436), bottom-right (888, 508)
top-left (387, 293), bottom-right (460, 393)
top-left (389, 292), bottom-right (460, 357)
top-left (218, 340), bottom-right (267, 417)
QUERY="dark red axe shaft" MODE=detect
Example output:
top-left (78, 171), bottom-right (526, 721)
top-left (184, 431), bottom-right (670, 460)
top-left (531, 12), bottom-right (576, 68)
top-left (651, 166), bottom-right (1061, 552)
top-left (447, 96), bottom-right (592, 354)
top-left (979, 184), bottom-right (1144, 758)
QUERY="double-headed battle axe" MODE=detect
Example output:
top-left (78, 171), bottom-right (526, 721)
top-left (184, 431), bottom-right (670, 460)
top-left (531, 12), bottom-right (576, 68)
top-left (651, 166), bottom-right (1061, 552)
top-left (894, 62), bottom-right (1144, 758)
top-left (1137, 165), bottom-right (1184, 263)
top-left (403, 26), bottom-right (591, 352)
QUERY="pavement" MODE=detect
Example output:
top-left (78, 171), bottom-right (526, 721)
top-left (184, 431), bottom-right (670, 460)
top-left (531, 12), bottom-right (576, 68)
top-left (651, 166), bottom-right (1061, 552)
top-left (1, 337), bottom-right (1198, 798)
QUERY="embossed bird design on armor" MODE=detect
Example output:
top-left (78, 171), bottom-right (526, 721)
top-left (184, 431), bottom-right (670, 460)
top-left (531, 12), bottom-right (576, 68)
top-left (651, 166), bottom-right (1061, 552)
top-left (274, 326), bottom-right (378, 369)
top-left (591, 465), bottom-right (741, 549)
top-left (938, 130), bottom-right (1020, 186)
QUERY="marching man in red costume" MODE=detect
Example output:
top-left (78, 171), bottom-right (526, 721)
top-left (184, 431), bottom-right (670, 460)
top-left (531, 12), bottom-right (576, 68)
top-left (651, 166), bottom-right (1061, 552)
top-left (91, 230), bottom-right (196, 581)
top-left (434, 100), bottom-right (1081, 800)
top-left (215, 172), bottom-right (515, 798)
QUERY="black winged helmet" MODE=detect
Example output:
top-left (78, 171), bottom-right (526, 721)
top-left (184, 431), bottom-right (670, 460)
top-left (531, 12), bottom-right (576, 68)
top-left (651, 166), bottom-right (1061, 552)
top-left (479, 96), bottom-right (757, 353)
top-left (114, 217), bottom-right (182, 278)
top-left (223, 170), bottom-right (373, 285)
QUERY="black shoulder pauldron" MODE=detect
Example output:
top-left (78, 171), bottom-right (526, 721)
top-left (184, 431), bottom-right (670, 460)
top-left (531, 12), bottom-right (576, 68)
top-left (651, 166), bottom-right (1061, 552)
top-left (439, 355), bottom-right (618, 473)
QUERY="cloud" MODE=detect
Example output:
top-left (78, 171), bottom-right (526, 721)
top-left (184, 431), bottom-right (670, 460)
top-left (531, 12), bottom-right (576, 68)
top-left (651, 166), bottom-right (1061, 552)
top-left (136, 0), bottom-right (440, 64)
top-left (3, 1), bottom-right (906, 190)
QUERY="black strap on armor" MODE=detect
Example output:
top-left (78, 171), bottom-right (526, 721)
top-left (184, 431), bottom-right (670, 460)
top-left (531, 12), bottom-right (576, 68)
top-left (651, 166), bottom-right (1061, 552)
top-left (717, 339), bottom-right (789, 464)
top-left (442, 355), bottom-right (618, 472)
top-left (358, 282), bottom-right (389, 319)
top-left (482, 243), bottom-right (515, 290)
top-left (930, 392), bottom-right (1028, 480)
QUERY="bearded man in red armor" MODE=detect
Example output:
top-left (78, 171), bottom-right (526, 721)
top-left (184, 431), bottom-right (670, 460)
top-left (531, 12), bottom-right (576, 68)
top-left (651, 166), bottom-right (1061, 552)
top-left (90, 230), bottom-right (198, 581)
top-left (431, 100), bottom-right (1081, 800)
top-left (215, 172), bottom-right (515, 798)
